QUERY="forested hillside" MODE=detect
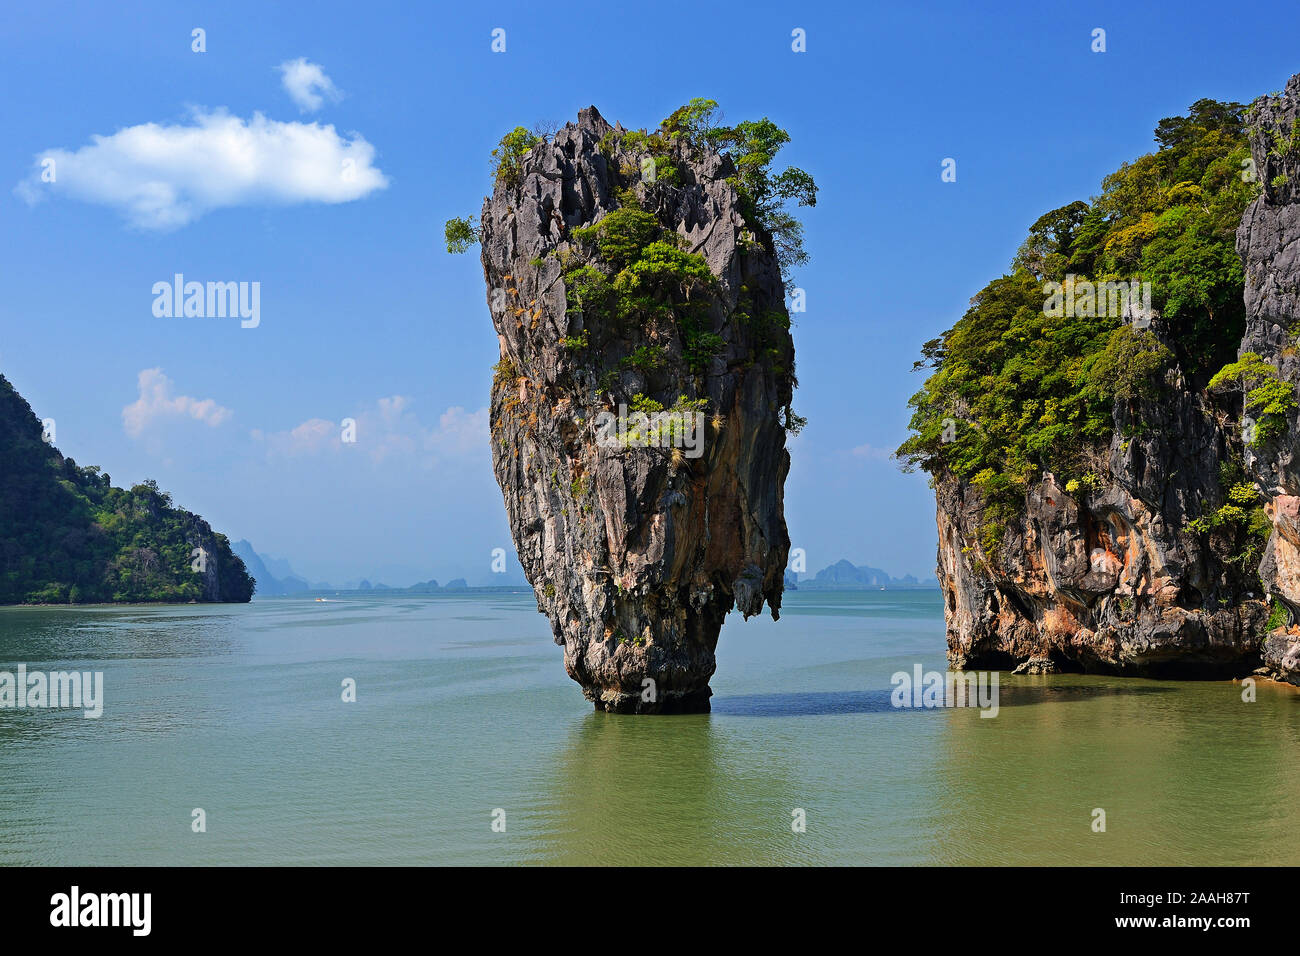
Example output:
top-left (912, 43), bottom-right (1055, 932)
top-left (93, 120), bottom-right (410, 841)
top-left (0, 373), bottom-right (254, 604)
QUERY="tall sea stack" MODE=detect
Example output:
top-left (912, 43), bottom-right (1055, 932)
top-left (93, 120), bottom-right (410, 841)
top-left (480, 107), bottom-right (796, 712)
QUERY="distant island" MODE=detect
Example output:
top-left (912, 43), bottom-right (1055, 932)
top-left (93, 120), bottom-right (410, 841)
top-left (231, 541), bottom-right (314, 594)
top-left (234, 538), bottom-right (935, 598)
top-left (788, 559), bottom-right (937, 590)
top-left (232, 540), bottom-right (537, 596)
top-left (0, 374), bottom-right (253, 604)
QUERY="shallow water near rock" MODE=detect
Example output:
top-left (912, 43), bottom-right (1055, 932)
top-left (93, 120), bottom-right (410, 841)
top-left (0, 590), bottom-right (1294, 865)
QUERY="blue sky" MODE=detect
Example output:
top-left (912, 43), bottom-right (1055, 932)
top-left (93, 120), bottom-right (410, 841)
top-left (2, 0), bottom-right (1295, 587)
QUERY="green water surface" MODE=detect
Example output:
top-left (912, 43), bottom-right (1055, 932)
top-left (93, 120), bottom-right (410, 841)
top-left (0, 590), bottom-right (1294, 865)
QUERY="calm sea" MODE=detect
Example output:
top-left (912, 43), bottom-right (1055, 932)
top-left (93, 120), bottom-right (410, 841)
top-left (0, 590), bottom-right (1295, 865)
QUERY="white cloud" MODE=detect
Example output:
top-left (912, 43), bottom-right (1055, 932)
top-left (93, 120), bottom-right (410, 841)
top-left (278, 58), bottom-right (342, 113)
top-left (425, 406), bottom-right (490, 458)
top-left (250, 418), bottom-right (337, 456)
top-left (15, 107), bottom-right (387, 229)
top-left (123, 368), bottom-right (232, 438)
top-left (252, 399), bottom-right (489, 465)
top-left (376, 395), bottom-right (410, 428)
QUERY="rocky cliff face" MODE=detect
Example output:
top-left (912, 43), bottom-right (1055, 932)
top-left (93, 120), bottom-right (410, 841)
top-left (480, 107), bottom-right (793, 712)
top-left (936, 385), bottom-right (1267, 678)
top-left (931, 76), bottom-right (1300, 687)
top-left (927, 89), bottom-right (1300, 682)
top-left (1238, 74), bottom-right (1300, 685)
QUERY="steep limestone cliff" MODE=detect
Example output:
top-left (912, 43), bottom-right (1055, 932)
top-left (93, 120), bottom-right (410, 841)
top-left (906, 93), bottom-right (1286, 680)
top-left (1237, 74), bottom-right (1300, 685)
top-left (479, 107), bottom-right (796, 712)
top-left (936, 391), bottom-right (1266, 677)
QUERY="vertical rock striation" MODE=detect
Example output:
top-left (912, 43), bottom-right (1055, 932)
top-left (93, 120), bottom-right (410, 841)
top-left (915, 92), bottom-right (1300, 680)
top-left (1237, 74), bottom-right (1300, 684)
top-left (935, 384), bottom-right (1266, 677)
top-left (480, 107), bottom-right (794, 712)
top-left (924, 73), bottom-right (1300, 687)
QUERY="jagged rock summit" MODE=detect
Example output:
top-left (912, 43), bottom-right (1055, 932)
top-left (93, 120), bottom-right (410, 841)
top-left (480, 106), bottom-right (796, 712)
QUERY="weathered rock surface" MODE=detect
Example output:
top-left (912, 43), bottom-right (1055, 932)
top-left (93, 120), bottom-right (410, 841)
top-left (936, 385), bottom-right (1267, 677)
top-left (480, 107), bottom-right (794, 711)
top-left (931, 94), bottom-right (1300, 678)
top-left (931, 74), bottom-right (1300, 685)
top-left (1237, 73), bottom-right (1300, 684)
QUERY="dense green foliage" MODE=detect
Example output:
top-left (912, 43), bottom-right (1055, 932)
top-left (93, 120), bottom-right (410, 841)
top-left (0, 375), bottom-right (254, 604)
top-left (1208, 352), bottom-right (1298, 445)
top-left (588, 102), bottom-right (811, 425)
top-left (444, 216), bottom-right (478, 254)
top-left (1085, 326), bottom-right (1174, 405)
top-left (897, 99), bottom-right (1260, 532)
top-left (491, 126), bottom-right (541, 187)
top-left (1184, 458), bottom-right (1271, 581)
top-left (566, 207), bottom-right (723, 375)
top-left (451, 102), bottom-right (810, 432)
top-left (660, 98), bottom-right (818, 277)
top-left (1266, 598), bottom-right (1291, 632)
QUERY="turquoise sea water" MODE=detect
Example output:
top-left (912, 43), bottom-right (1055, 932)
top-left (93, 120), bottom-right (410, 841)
top-left (0, 590), bottom-right (1296, 865)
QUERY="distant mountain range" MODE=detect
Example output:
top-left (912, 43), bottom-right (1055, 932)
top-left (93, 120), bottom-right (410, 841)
top-left (787, 559), bottom-right (935, 590)
top-left (231, 540), bottom-right (502, 596)
top-left (234, 540), bottom-right (933, 598)
top-left (230, 541), bottom-right (314, 595)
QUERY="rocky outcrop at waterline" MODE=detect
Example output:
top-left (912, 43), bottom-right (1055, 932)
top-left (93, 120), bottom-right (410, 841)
top-left (478, 107), bottom-right (798, 712)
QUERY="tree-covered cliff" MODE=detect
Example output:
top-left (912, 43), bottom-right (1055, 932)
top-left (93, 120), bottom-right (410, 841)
top-left (0, 373), bottom-right (254, 604)
top-left (899, 99), bottom-right (1255, 550)
top-left (896, 97), bottom-right (1287, 678)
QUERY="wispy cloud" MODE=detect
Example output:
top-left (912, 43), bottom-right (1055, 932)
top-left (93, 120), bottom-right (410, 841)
top-left (122, 368), bottom-right (232, 438)
top-left (250, 418), bottom-right (337, 457)
top-left (424, 406), bottom-right (490, 458)
top-left (251, 398), bottom-right (488, 465)
top-left (278, 58), bottom-right (342, 113)
top-left (848, 443), bottom-right (895, 462)
top-left (15, 107), bottom-right (387, 229)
